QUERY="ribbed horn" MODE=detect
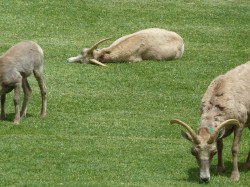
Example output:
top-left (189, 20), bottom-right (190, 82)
top-left (89, 59), bottom-right (107, 67)
top-left (170, 119), bottom-right (200, 144)
top-left (207, 119), bottom-right (241, 144)
top-left (87, 37), bottom-right (112, 54)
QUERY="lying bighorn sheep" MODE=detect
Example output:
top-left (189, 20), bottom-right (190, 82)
top-left (68, 28), bottom-right (184, 66)
top-left (0, 41), bottom-right (47, 124)
top-left (171, 61), bottom-right (250, 182)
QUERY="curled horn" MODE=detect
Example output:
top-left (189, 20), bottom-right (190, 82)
top-left (170, 119), bottom-right (200, 144)
top-left (87, 37), bottom-right (112, 54)
top-left (207, 119), bottom-right (241, 144)
top-left (89, 59), bottom-right (107, 67)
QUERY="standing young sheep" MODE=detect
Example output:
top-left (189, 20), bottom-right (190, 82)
top-left (171, 61), bottom-right (250, 182)
top-left (0, 41), bottom-right (47, 124)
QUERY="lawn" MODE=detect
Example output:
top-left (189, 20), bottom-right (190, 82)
top-left (0, 0), bottom-right (249, 186)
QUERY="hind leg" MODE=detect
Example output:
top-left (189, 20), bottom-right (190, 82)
top-left (242, 151), bottom-right (250, 170)
top-left (0, 94), bottom-right (6, 120)
top-left (20, 78), bottom-right (32, 118)
top-left (13, 81), bottom-right (22, 124)
top-left (33, 68), bottom-right (47, 117)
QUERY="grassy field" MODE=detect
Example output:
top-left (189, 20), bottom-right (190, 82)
top-left (0, 0), bottom-right (249, 186)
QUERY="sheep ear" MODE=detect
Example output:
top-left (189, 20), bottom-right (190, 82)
top-left (97, 50), bottom-right (111, 61)
top-left (104, 50), bottom-right (111, 54)
top-left (208, 127), bottom-right (225, 140)
top-left (100, 49), bottom-right (111, 55)
top-left (181, 130), bottom-right (193, 143)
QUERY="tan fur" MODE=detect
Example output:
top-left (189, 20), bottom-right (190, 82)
top-left (198, 61), bottom-right (250, 181)
top-left (68, 28), bottom-right (184, 65)
top-left (201, 61), bottom-right (250, 127)
top-left (174, 61), bottom-right (250, 182)
top-left (0, 41), bottom-right (47, 124)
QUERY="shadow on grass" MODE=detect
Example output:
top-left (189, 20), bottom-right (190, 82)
top-left (186, 160), bottom-right (250, 183)
top-left (1, 113), bottom-right (33, 123)
top-left (185, 161), bottom-right (236, 183)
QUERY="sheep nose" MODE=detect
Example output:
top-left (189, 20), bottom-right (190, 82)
top-left (200, 177), bottom-right (210, 183)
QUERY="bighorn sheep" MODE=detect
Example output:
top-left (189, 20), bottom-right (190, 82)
top-left (0, 41), bottom-right (47, 124)
top-left (171, 61), bottom-right (250, 182)
top-left (67, 28), bottom-right (184, 66)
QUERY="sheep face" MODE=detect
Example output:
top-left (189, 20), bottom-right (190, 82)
top-left (190, 139), bottom-right (217, 182)
top-left (182, 127), bottom-right (217, 182)
top-left (80, 48), bottom-right (93, 64)
top-left (171, 119), bottom-right (240, 182)
top-left (68, 38), bottom-right (111, 66)
top-left (68, 48), bottom-right (91, 64)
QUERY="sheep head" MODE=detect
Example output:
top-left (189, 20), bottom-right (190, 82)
top-left (68, 38), bottom-right (111, 67)
top-left (170, 119), bottom-right (240, 182)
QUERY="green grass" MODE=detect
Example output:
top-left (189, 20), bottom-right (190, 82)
top-left (0, 0), bottom-right (249, 186)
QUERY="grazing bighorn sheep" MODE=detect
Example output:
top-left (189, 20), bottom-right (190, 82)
top-left (0, 41), bottom-right (47, 124)
top-left (171, 61), bottom-right (250, 182)
top-left (67, 28), bottom-right (184, 66)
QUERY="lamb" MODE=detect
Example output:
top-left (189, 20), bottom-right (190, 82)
top-left (0, 41), bottom-right (47, 124)
top-left (67, 28), bottom-right (184, 66)
top-left (171, 60), bottom-right (250, 182)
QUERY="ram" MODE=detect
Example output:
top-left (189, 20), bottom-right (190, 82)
top-left (0, 41), bottom-right (47, 124)
top-left (68, 28), bottom-right (184, 66)
top-left (171, 61), bottom-right (250, 182)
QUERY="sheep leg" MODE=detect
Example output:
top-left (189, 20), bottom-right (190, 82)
top-left (20, 78), bottom-right (32, 118)
top-left (241, 151), bottom-right (250, 170)
top-left (13, 82), bottom-right (22, 124)
top-left (230, 127), bottom-right (243, 181)
top-left (216, 139), bottom-right (225, 173)
top-left (0, 94), bottom-right (6, 120)
top-left (216, 127), bottom-right (234, 173)
top-left (33, 69), bottom-right (47, 118)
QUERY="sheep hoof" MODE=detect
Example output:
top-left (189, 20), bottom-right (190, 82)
top-left (230, 171), bottom-right (240, 181)
top-left (40, 112), bottom-right (46, 118)
top-left (13, 120), bottom-right (20, 125)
